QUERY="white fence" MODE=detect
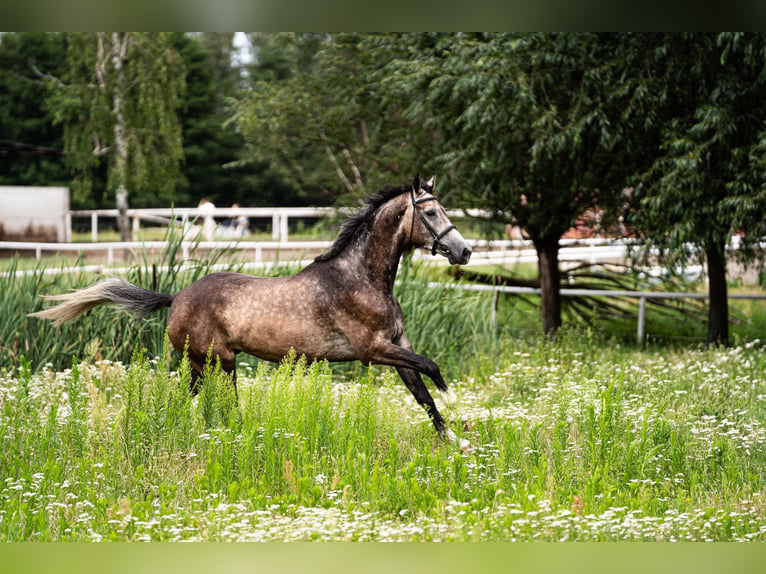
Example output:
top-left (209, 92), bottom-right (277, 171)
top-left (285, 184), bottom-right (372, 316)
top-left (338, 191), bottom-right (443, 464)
top-left (65, 206), bottom-right (492, 243)
top-left (2, 203), bottom-right (636, 268)
top-left (4, 205), bottom-right (765, 345)
top-left (433, 283), bottom-right (766, 344)
top-left (66, 206), bottom-right (337, 243)
top-left (0, 236), bottom-right (632, 267)
top-left (0, 239), bottom-right (335, 266)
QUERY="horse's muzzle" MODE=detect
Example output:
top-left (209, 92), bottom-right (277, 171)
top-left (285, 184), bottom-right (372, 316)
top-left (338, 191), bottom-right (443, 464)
top-left (452, 245), bottom-right (473, 265)
top-left (441, 242), bottom-right (472, 265)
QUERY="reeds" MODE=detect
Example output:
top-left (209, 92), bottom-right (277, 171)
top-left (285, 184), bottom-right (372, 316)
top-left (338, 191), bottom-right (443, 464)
top-left (2, 231), bottom-right (506, 384)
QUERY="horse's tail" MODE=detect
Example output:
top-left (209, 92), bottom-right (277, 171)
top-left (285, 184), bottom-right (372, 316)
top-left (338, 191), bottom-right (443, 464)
top-left (28, 277), bottom-right (174, 326)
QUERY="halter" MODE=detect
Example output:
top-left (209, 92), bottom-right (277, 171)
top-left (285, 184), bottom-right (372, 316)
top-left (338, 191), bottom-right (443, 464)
top-left (409, 186), bottom-right (456, 256)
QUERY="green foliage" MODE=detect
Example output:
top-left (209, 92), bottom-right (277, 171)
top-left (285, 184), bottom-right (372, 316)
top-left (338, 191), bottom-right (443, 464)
top-left (0, 32), bottom-right (69, 187)
top-left (628, 33), bottom-right (766, 264)
top-left (1, 339), bottom-right (766, 540)
top-left (46, 33), bottom-right (185, 209)
top-left (229, 33), bottom-right (436, 205)
top-left (366, 33), bottom-right (632, 241)
top-left (166, 33), bottom-right (256, 209)
top-left (228, 33), bottom-right (340, 204)
top-left (622, 33), bottom-right (766, 345)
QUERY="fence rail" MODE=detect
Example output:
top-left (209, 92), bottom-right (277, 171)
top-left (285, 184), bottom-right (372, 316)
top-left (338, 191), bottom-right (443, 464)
top-left (0, 236), bottom-right (634, 268)
top-left (431, 282), bottom-right (766, 344)
top-left (3, 241), bottom-right (764, 344)
top-left (66, 206), bottom-right (492, 243)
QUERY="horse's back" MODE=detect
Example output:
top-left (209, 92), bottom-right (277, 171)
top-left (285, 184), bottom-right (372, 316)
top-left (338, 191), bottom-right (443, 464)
top-left (165, 270), bottom-right (356, 363)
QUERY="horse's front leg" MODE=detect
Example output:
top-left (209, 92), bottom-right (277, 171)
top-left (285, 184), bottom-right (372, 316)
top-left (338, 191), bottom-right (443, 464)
top-left (365, 336), bottom-right (448, 392)
top-left (368, 335), bottom-right (469, 449)
top-left (396, 366), bottom-right (447, 437)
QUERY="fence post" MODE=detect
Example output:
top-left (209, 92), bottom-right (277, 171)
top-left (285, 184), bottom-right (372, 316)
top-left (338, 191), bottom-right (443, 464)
top-left (637, 296), bottom-right (646, 344)
top-left (91, 213), bottom-right (98, 242)
top-left (280, 213), bottom-right (289, 243)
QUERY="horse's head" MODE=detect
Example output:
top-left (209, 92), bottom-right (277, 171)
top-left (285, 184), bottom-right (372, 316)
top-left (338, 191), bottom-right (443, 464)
top-left (407, 175), bottom-right (472, 265)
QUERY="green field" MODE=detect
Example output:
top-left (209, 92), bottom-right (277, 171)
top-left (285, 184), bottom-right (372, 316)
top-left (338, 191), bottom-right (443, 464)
top-left (2, 237), bottom-right (766, 541)
top-left (1, 337), bottom-right (766, 541)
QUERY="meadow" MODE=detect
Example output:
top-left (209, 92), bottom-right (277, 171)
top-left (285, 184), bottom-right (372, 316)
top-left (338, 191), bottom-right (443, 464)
top-left (1, 238), bottom-right (766, 541)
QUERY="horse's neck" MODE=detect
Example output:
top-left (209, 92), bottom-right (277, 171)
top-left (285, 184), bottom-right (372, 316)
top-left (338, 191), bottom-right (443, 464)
top-left (335, 200), bottom-right (408, 291)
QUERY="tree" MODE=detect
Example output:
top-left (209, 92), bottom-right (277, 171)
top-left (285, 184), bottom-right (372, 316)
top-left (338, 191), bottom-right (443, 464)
top-left (626, 33), bottom-right (766, 346)
top-left (376, 33), bottom-right (633, 335)
top-left (48, 33), bottom-right (185, 241)
top-left (196, 33), bottom-right (238, 110)
top-left (230, 33), bottom-right (338, 206)
top-left (166, 33), bottom-right (257, 208)
top-left (0, 32), bottom-right (69, 187)
top-left (229, 33), bottom-right (437, 205)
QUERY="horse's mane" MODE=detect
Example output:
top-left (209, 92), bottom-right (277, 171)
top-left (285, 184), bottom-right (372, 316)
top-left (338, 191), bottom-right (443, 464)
top-left (315, 184), bottom-right (415, 262)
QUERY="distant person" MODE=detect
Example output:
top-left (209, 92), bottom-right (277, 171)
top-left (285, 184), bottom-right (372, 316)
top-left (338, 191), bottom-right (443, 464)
top-left (220, 203), bottom-right (250, 239)
top-left (197, 197), bottom-right (216, 241)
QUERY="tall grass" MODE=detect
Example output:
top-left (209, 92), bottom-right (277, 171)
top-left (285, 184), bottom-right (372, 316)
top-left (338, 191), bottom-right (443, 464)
top-left (1, 338), bottom-right (765, 541)
top-left (1, 228), bottom-right (266, 372)
top-left (4, 231), bottom-right (766, 541)
top-left (1, 233), bottom-right (505, 384)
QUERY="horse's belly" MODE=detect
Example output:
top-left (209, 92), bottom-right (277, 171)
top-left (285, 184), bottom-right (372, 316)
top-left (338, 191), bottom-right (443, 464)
top-left (240, 331), bottom-right (357, 363)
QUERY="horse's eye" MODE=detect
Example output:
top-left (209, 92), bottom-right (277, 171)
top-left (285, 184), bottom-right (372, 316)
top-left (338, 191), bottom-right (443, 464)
top-left (425, 209), bottom-right (437, 217)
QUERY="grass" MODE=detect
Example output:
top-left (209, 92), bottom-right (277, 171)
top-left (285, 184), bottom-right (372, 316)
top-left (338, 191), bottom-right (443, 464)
top-left (1, 337), bottom-right (766, 541)
top-left (3, 235), bottom-right (766, 540)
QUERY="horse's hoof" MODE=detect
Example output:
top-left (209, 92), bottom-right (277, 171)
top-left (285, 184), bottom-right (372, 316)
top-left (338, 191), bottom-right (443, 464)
top-left (445, 428), bottom-right (472, 452)
top-left (439, 389), bottom-right (458, 410)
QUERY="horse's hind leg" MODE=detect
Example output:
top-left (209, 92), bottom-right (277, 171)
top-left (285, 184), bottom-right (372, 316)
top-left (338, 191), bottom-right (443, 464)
top-left (366, 337), bottom-right (449, 392)
top-left (184, 346), bottom-right (238, 398)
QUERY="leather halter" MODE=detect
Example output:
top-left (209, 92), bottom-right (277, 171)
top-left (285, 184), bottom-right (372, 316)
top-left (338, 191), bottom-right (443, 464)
top-left (409, 186), bottom-right (456, 256)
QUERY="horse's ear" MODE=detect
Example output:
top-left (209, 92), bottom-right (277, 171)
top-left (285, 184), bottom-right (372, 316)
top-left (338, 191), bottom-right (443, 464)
top-left (426, 175), bottom-right (436, 189)
top-left (412, 174), bottom-right (421, 192)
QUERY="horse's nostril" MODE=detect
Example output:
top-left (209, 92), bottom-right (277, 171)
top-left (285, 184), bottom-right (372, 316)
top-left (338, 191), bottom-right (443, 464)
top-left (462, 247), bottom-right (472, 261)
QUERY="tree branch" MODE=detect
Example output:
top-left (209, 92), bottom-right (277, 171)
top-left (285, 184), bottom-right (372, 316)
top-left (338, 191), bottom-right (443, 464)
top-left (28, 61), bottom-right (65, 88)
top-left (320, 131), bottom-right (354, 193)
top-left (95, 33), bottom-right (108, 89)
top-left (341, 147), bottom-right (363, 188)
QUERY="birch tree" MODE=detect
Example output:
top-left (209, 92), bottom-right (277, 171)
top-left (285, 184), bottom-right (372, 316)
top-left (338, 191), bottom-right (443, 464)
top-left (49, 33), bottom-right (184, 241)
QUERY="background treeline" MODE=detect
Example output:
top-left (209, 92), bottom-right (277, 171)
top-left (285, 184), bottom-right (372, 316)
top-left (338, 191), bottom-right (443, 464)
top-left (0, 32), bottom-right (323, 209)
top-left (2, 33), bottom-right (766, 344)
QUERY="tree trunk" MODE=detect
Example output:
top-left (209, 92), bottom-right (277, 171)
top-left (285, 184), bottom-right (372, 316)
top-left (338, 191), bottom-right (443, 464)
top-left (705, 241), bottom-right (729, 346)
top-left (111, 33), bottom-right (131, 244)
top-left (115, 183), bottom-right (130, 243)
top-left (536, 237), bottom-right (562, 337)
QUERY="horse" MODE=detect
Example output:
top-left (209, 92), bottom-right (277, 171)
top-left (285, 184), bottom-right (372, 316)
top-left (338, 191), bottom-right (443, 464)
top-left (30, 175), bottom-right (473, 446)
